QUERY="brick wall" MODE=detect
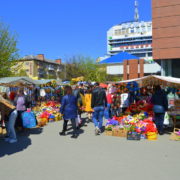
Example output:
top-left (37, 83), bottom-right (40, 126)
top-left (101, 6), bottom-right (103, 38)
top-left (123, 59), bottom-right (144, 80)
top-left (152, 0), bottom-right (180, 60)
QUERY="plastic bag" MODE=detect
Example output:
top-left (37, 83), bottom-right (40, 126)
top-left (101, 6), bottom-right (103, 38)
top-left (164, 112), bottom-right (170, 125)
top-left (22, 111), bottom-right (37, 128)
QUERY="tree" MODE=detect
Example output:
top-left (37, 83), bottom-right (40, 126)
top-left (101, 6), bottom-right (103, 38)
top-left (0, 22), bottom-right (19, 77)
top-left (64, 55), bottom-right (120, 82)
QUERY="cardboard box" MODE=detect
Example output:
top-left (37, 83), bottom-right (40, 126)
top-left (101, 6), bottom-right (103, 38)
top-left (105, 130), bottom-right (113, 136)
top-left (118, 129), bottom-right (127, 137)
top-left (112, 129), bottom-right (127, 137)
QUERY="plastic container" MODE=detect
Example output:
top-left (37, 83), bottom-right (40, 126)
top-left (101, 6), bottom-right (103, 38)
top-left (147, 132), bottom-right (158, 140)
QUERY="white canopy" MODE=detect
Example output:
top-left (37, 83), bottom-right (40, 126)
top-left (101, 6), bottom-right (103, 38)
top-left (116, 75), bottom-right (180, 88)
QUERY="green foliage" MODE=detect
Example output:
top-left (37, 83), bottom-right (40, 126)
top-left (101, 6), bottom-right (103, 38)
top-left (0, 22), bottom-right (19, 77)
top-left (64, 55), bottom-right (121, 82)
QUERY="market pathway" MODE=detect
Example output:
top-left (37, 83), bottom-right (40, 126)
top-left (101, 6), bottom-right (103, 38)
top-left (0, 116), bottom-right (179, 180)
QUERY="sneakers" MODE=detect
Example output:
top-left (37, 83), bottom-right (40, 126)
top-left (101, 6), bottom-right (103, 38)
top-left (95, 127), bottom-right (100, 135)
top-left (59, 131), bottom-right (66, 136)
top-left (71, 134), bottom-right (78, 139)
top-left (9, 139), bottom-right (17, 143)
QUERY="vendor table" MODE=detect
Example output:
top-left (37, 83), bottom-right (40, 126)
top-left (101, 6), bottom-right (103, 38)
top-left (168, 111), bottom-right (180, 128)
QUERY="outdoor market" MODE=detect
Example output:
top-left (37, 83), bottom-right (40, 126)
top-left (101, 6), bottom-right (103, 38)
top-left (0, 75), bottom-right (180, 142)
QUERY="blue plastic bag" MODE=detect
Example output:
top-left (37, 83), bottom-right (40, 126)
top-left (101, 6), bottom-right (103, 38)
top-left (22, 111), bottom-right (37, 128)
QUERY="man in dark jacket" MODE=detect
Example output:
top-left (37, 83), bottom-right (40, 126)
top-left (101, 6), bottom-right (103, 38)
top-left (152, 85), bottom-right (168, 135)
top-left (91, 82), bottom-right (107, 135)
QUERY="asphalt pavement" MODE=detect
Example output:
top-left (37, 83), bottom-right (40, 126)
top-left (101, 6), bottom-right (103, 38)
top-left (0, 116), bottom-right (179, 180)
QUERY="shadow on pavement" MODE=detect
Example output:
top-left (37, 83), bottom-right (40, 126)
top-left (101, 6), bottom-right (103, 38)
top-left (0, 127), bottom-right (43, 158)
top-left (67, 129), bottom-right (84, 136)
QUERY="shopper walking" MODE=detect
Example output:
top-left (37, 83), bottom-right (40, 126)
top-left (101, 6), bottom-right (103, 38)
top-left (73, 85), bottom-right (83, 126)
top-left (152, 85), bottom-right (168, 135)
top-left (91, 82), bottom-right (107, 135)
top-left (84, 86), bottom-right (93, 122)
top-left (104, 85), bottom-right (113, 119)
top-left (60, 85), bottom-right (79, 138)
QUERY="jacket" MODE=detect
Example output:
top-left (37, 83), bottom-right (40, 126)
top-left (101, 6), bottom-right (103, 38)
top-left (106, 94), bottom-right (112, 104)
top-left (60, 95), bottom-right (78, 119)
top-left (84, 93), bottom-right (93, 112)
top-left (91, 87), bottom-right (107, 108)
top-left (73, 89), bottom-right (82, 106)
top-left (152, 90), bottom-right (168, 111)
top-left (14, 95), bottom-right (30, 110)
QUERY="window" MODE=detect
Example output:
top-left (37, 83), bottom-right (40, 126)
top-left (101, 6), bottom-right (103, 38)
top-left (136, 27), bottom-right (140, 33)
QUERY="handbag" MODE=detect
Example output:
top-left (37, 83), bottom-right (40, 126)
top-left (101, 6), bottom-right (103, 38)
top-left (153, 105), bottom-right (165, 113)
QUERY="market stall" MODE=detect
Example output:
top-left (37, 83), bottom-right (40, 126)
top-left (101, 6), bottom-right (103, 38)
top-left (105, 75), bottom-right (180, 140)
top-left (0, 77), bottom-right (63, 133)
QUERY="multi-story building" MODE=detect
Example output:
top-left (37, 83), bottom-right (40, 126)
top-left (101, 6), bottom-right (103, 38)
top-left (106, 1), bottom-right (152, 61)
top-left (98, 1), bottom-right (161, 80)
top-left (107, 20), bottom-right (152, 61)
top-left (152, 0), bottom-right (180, 78)
top-left (14, 54), bottom-right (63, 80)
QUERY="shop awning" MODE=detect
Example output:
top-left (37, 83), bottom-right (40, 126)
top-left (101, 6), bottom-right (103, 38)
top-left (99, 52), bottom-right (139, 64)
top-left (0, 77), bottom-right (35, 87)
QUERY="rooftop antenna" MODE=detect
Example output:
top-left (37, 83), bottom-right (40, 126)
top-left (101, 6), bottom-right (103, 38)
top-left (134, 0), bottom-right (139, 22)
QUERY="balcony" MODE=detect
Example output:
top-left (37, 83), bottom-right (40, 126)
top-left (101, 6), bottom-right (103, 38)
top-left (48, 66), bottom-right (55, 71)
top-left (57, 68), bottom-right (62, 72)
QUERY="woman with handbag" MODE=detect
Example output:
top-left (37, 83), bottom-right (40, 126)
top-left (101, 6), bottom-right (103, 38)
top-left (152, 85), bottom-right (168, 135)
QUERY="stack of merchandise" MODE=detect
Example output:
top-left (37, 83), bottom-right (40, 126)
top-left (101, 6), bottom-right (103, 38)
top-left (105, 111), bottom-right (158, 141)
top-left (32, 101), bottom-right (62, 126)
top-left (126, 100), bottom-right (154, 116)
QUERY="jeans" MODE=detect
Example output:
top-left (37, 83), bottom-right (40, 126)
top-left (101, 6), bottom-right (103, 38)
top-left (15, 111), bottom-right (24, 128)
top-left (154, 113), bottom-right (165, 133)
top-left (62, 119), bottom-right (78, 135)
top-left (92, 106), bottom-right (104, 129)
top-left (7, 110), bottom-right (18, 140)
top-left (104, 104), bottom-right (111, 119)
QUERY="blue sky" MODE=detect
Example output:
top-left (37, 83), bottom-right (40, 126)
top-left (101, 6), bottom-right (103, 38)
top-left (0, 0), bottom-right (151, 61)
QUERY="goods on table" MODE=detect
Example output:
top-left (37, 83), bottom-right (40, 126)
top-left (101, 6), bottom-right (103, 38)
top-left (104, 105), bottom-right (158, 140)
top-left (32, 101), bottom-right (62, 127)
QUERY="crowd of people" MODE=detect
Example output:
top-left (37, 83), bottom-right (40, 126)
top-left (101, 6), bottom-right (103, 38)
top-left (57, 82), bottom-right (169, 138)
top-left (0, 81), bottom-right (170, 142)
